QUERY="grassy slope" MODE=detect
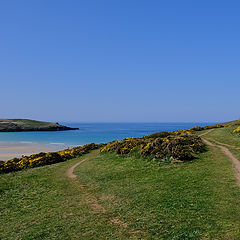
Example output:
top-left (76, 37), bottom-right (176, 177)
top-left (10, 119), bottom-right (59, 128)
top-left (0, 119), bottom-right (74, 132)
top-left (1, 142), bottom-right (240, 239)
top-left (0, 119), bottom-right (59, 128)
top-left (200, 126), bottom-right (240, 148)
top-left (76, 150), bottom-right (240, 239)
top-left (219, 119), bottom-right (240, 126)
top-left (200, 126), bottom-right (240, 176)
top-left (197, 127), bottom-right (240, 166)
top-left (0, 151), bottom-right (128, 240)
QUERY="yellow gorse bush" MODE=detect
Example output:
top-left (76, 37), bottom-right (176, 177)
top-left (190, 124), bottom-right (224, 131)
top-left (101, 129), bottom-right (206, 161)
top-left (1, 123), bottom-right (227, 174)
top-left (0, 143), bottom-right (99, 174)
top-left (233, 126), bottom-right (240, 134)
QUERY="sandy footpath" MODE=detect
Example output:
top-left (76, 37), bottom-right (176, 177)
top-left (0, 141), bottom-right (65, 161)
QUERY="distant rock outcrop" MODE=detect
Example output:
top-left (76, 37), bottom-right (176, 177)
top-left (0, 119), bottom-right (79, 132)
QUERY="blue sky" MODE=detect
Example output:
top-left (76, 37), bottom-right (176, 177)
top-left (0, 0), bottom-right (239, 122)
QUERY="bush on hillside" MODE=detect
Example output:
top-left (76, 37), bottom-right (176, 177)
top-left (101, 138), bottom-right (145, 155)
top-left (144, 131), bottom-right (170, 139)
top-left (233, 126), bottom-right (240, 134)
top-left (190, 124), bottom-right (224, 131)
top-left (0, 143), bottom-right (99, 174)
top-left (101, 130), bottom-right (206, 161)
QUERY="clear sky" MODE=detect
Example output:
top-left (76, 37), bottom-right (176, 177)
top-left (0, 0), bottom-right (239, 122)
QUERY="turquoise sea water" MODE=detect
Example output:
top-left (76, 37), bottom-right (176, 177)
top-left (0, 122), bottom-right (215, 147)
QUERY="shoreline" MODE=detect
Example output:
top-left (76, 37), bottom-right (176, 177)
top-left (0, 141), bottom-right (71, 161)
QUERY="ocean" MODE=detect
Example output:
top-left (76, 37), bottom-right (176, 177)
top-left (0, 122), bottom-right (215, 148)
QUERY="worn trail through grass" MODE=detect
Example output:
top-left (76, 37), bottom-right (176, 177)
top-left (66, 150), bottom-right (144, 238)
top-left (3, 127), bottom-right (240, 239)
top-left (201, 130), bottom-right (240, 186)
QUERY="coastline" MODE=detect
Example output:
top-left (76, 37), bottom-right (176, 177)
top-left (0, 123), bottom-right (217, 161)
top-left (0, 141), bottom-right (68, 161)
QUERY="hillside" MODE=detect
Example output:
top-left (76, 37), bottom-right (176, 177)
top-left (0, 119), bottom-right (78, 132)
top-left (1, 120), bottom-right (240, 239)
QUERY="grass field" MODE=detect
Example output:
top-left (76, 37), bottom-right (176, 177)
top-left (0, 151), bottom-right (129, 240)
top-left (200, 126), bottom-right (240, 148)
top-left (2, 128), bottom-right (240, 239)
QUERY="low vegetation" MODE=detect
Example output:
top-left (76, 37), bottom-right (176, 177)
top-left (1, 129), bottom-right (206, 174)
top-left (0, 143), bottom-right (99, 173)
top-left (101, 129), bottom-right (206, 161)
top-left (233, 126), bottom-right (240, 134)
top-left (2, 120), bottom-right (240, 175)
top-left (1, 139), bottom-right (240, 239)
top-left (2, 120), bottom-right (240, 239)
top-left (197, 125), bottom-right (240, 148)
top-left (190, 124), bottom-right (224, 131)
top-left (190, 119), bottom-right (240, 132)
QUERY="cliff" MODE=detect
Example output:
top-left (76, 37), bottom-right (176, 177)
top-left (0, 119), bottom-right (79, 132)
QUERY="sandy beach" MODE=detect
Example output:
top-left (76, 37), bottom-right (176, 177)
top-left (0, 141), bottom-right (65, 161)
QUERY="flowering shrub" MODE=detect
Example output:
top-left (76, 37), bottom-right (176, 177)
top-left (141, 134), bottom-right (205, 160)
top-left (1, 124), bottom-right (215, 174)
top-left (101, 130), bottom-right (206, 161)
top-left (233, 126), bottom-right (240, 134)
top-left (190, 124), bottom-right (224, 131)
top-left (0, 143), bottom-right (99, 174)
top-left (101, 138), bottom-right (145, 154)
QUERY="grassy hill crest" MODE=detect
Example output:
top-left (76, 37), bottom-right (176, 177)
top-left (0, 119), bottom-right (78, 132)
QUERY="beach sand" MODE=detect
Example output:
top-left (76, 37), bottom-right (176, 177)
top-left (0, 142), bottom-right (66, 161)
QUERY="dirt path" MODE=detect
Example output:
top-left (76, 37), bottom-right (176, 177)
top-left (218, 145), bottom-right (240, 186)
top-left (202, 138), bottom-right (215, 147)
top-left (199, 129), bottom-right (215, 137)
top-left (199, 129), bottom-right (240, 149)
top-left (66, 151), bottom-right (144, 238)
top-left (66, 157), bottom-right (89, 179)
top-left (200, 130), bottom-right (240, 186)
top-left (66, 150), bottom-right (99, 179)
top-left (205, 138), bottom-right (240, 150)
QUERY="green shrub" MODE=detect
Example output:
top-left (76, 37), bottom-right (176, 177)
top-left (101, 131), bottom-right (206, 161)
top-left (233, 126), bottom-right (240, 134)
top-left (0, 143), bottom-right (99, 174)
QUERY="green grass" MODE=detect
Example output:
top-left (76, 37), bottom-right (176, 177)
top-left (201, 126), bottom-right (240, 148)
top-left (0, 151), bottom-right (131, 240)
top-left (200, 126), bottom-right (240, 177)
top-left (2, 143), bottom-right (240, 239)
top-left (75, 150), bottom-right (240, 239)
